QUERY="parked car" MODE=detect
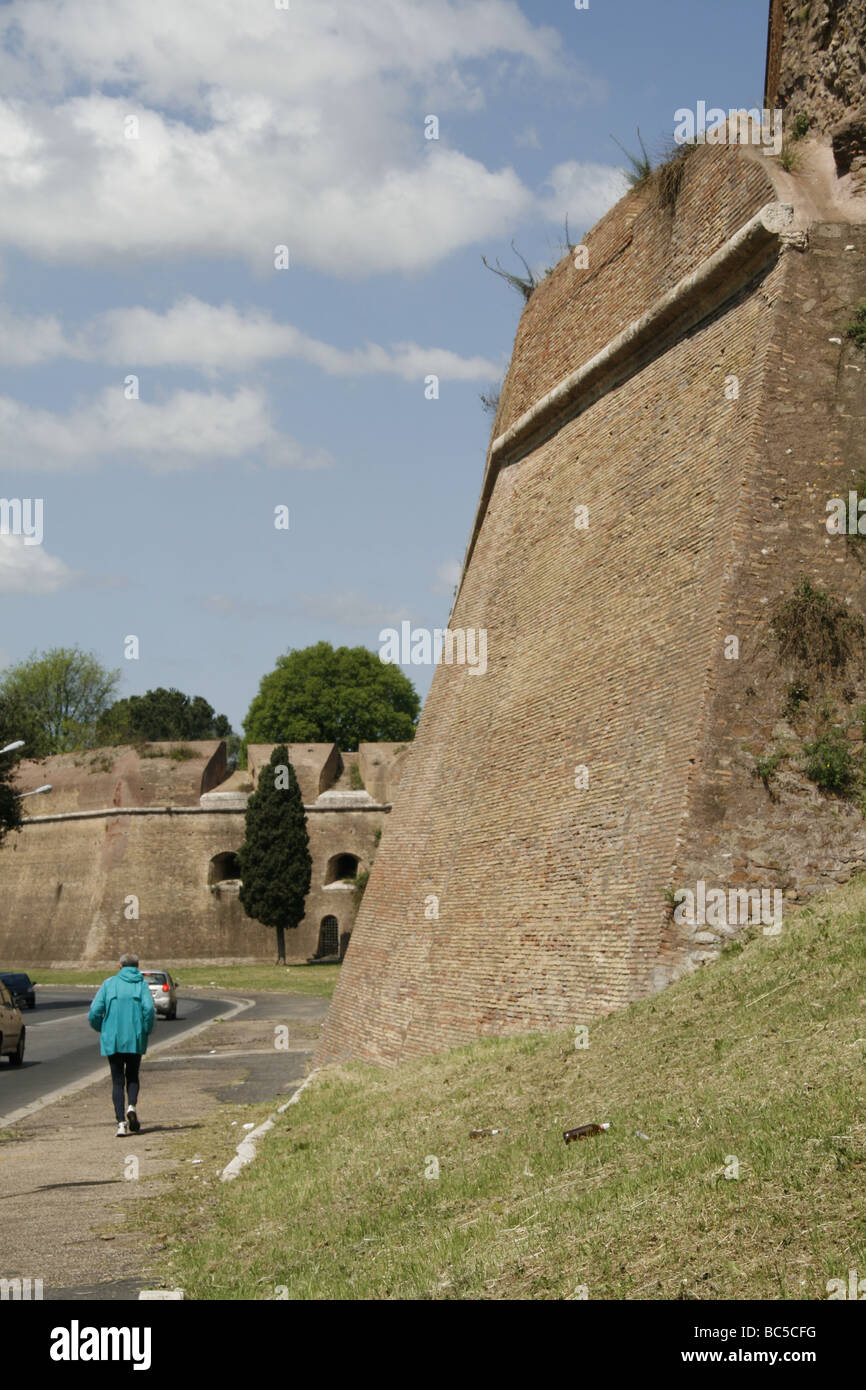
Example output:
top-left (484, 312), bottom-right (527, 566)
top-left (0, 972), bottom-right (36, 1010)
top-left (142, 969), bottom-right (177, 1020)
top-left (0, 981), bottom-right (25, 1065)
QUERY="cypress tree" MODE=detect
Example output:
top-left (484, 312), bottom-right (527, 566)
top-left (238, 745), bottom-right (312, 964)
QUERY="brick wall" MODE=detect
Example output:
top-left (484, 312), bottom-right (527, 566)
top-left (318, 148), bottom-right (866, 1066)
top-left (494, 147), bottom-right (776, 439)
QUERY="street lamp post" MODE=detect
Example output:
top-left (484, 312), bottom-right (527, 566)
top-left (0, 741), bottom-right (51, 799)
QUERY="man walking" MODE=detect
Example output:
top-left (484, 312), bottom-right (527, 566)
top-left (88, 953), bottom-right (155, 1136)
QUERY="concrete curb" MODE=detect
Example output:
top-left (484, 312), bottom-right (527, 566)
top-left (220, 1067), bottom-right (319, 1183)
top-left (0, 994), bottom-right (255, 1130)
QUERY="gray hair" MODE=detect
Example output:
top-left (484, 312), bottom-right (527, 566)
top-left (119, 952), bottom-right (139, 967)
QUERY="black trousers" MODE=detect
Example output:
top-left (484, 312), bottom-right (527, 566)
top-left (108, 1052), bottom-right (141, 1122)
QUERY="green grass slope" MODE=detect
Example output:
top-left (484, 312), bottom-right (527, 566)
top-left (144, 880), bottom-right (866, 1300)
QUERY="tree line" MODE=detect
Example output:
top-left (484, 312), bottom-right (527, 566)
top-left (0, 640), bottom-right (418, 760)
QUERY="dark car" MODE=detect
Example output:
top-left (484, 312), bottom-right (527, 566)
top-left (0, 973), bottom-right (36, 1010)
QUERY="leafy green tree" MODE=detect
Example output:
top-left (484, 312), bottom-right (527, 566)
top-left (0, 648), bottom-right (119, 756)
top-left (99, 687), bottom-right (232, 744)
top-left (0, 743), bottom-right (24, 846)
top-left (237, 745), bottom-right (312, 963)
top-left (244, 642), bottom-right (419, 749)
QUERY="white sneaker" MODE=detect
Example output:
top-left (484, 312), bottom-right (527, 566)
top-left (126, 1106), bottom-right (140, 1133)
top-left (116, 1121), bottom-right (128, 1137)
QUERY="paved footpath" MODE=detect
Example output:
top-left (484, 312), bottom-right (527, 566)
top-left (0, 990), bottom-right (328, 1299)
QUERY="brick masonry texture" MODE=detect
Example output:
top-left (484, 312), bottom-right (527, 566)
top-left (318, 142), bottom-right (866, 1066)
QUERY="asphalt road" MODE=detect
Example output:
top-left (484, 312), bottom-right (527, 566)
top-left (0, 986), bottom-right (233, 1124)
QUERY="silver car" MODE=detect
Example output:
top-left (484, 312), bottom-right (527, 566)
top-left (142, 969), bottom-right (178, 1020)
top-left (0, 980), bottom-right (25, 1064)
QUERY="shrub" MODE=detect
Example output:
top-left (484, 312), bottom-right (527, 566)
top-left (140, 744), bottom-right (199, 761)
top-left (783, 682), bottom-right (810, 719)
top-left (791, 112), bottom-right (810, 140)
top-left (169, 745), bottom-right (199, 761)
top-left (770, 577), bottom-right (864, 679)
top-left (802, 728), bottom-right (857, 795)
top-left (349, 763), bottom-right (365, 790)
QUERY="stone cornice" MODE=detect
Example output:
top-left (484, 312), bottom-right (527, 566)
top-left (21, 802), bottom-right (392, 824)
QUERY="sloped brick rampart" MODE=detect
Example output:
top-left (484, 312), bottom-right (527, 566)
top-left (318, 149), bottom-right (866, 1066)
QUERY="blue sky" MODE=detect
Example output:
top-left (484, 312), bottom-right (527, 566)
top-left (0, 0), bottom-right (767, 733)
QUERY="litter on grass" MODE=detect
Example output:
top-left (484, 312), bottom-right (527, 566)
top-left (563, 1122), bottom-right (610, 1143)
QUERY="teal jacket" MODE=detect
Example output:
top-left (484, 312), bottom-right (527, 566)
top-left (88, 966), bottom-right (155, 1056)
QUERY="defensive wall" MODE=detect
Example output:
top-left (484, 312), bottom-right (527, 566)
top-left (0, 740), bottom-right (408, 967)
top-left (319, 27), bottom-right (866, 1065)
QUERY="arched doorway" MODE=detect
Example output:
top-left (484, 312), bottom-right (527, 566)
top-left (317, 915), bottom-right (339, 958)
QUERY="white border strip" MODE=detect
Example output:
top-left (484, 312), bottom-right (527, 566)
top-left (220, 1068), bottom-right (319, 1182)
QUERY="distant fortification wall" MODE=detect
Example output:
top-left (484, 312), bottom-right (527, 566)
top-left (319, 123), bottom-right (866, 1065)
top-left (0, 741), bottom-right (403, 967)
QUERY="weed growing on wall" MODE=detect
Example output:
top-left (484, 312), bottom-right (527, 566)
top-left (752, 748), bottom-right (787, 800)
top-left (770, 577), bottom-right (864, 679)
top-left (783, 681), bottom-right (810, 719)
top-left (845, 302), bottom-right (866, 353)
top-left (654, 141), bottom-right (698, 211)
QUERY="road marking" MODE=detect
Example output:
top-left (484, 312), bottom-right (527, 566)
top-left (0, 995), bottom-right (255, 1129)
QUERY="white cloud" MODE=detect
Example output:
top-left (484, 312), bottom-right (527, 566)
top-left (0, 308), bottom-right (69, 366)
top-left (0, 386), bottom-right (330, 473)
top-left (0, 1), bottom-right (564, 108)
top-left (0, 298), bottom-right (502, 380)
top-left (0, 1), bottom-right (605, 274)
top-left (539, 160), bottom-right (630, 228)
top-left (0, 533), bottom-right (79, 595)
